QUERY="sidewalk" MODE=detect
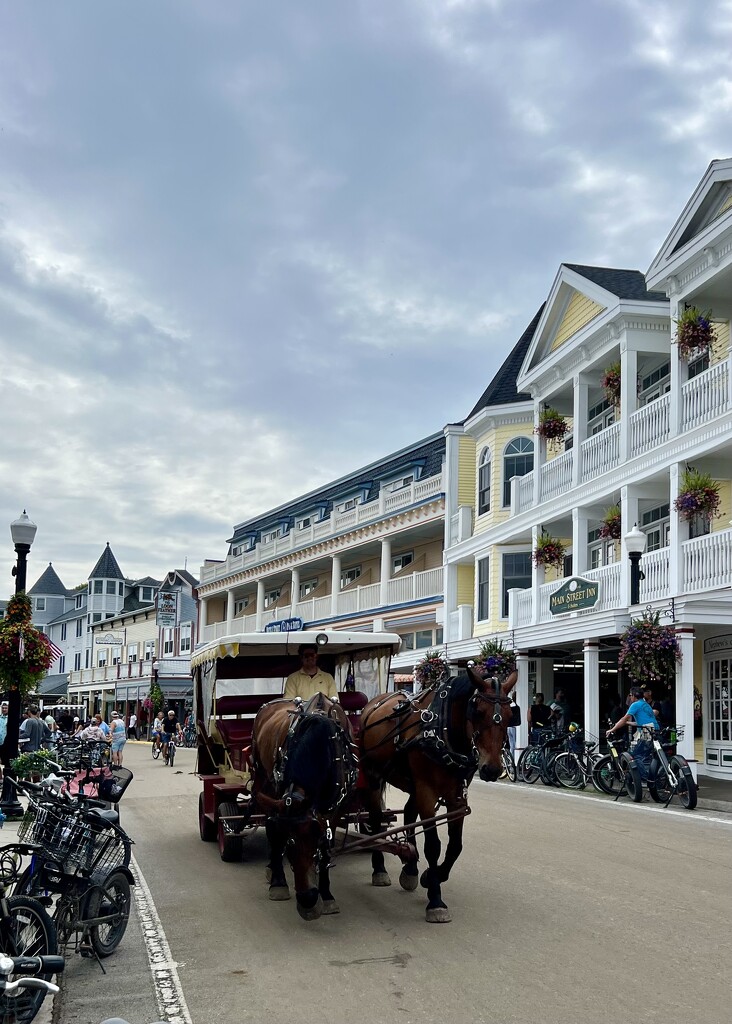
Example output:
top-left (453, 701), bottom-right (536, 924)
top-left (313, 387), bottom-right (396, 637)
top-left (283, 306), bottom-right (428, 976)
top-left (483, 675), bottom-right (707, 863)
top-left (695, 773), bottom-right (732, 813)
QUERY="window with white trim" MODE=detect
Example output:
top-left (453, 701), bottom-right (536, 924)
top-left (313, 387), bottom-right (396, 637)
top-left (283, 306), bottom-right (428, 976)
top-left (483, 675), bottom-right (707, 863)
top-left (477, 557), bottom-right (490, 621)
top-left (341, 566), bottom-right (362, 588)
top-left (76, 619), bottom-right (83, 637)
top-left (336, 497), bottom-right (360, 513)
top-left (59, 655), bottom-right (65, 673)
top-left (180, 624), bottom-right (192, 654)
top-left (163, 629), bottom-right (174, 656)
top-left (478, 448), bottom-right (491, 514)
top-left (35, 598), bottom-right (45, 611)
top-left (299, 579), bottom-right (319, 599)
top-left (97, 648), bottom-right (107, 667)
top-left (297, 516), bottom-right (313, 530)
top-left (75, 594), bottom-right (83, 609)
top-left (144, 640), bottom-right (155, 661)
top-left (128, 643), bottom-right (139, 663)
top-left (61, 623), bottom-right (67, 641)
top-left (392, 552), bottom-right (413, 573)
top-left (502, 552), bottom-right (532, 618)
top-left (92, 613), bottom-right (102, 623)
top-left (74, 652), bottom-right (81, 671)
top-left (503, 437), bottom-right (534, 507)
top-left (93, 581), bottom-right (103, 594)
top-left (399, 627), bottom-right (443, 651)
top-left (141, 587), bottom-right (154, 603)
top-left (588, 397), bottom-right (615, 435)
top-left (234, 598), bottom-right (250, 615)
top-left (264, 587), bottom-right (281, 608)
top-left (642, 503), bottom-right (670, 552)
top-left (385, 475), bottom-right (415, 493)
top-left (112, 647), bottom-right (121, 666)
top-left (106, 581), bottom-right (116, 595)
top-left (639, 362), bottom-right (670, 406)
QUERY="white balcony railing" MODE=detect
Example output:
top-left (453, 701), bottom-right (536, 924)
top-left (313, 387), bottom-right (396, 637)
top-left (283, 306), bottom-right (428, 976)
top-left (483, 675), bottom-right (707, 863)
top-left (581, 422), bottom-right (620, 481)
top-left (682, 528), bottom-right (732, 593)
top-left (681, 360), bottom-right (729, 432)
top-left (583, 562), bottom-right (622, 612)
top-left (515, 472), bottom-right (534, 514)
top-left (629, 395), bottom-right (670, 458)
top-left (638, 549), bottom-right (670, 603)
top-left (387, 566), bottom-right (443, 605)
top-left (513, 588), bottom-right (533, 627)
top-left (199, 473), bottom-right (444, 585)
top-left (540, 450), bottom-right (573, 501)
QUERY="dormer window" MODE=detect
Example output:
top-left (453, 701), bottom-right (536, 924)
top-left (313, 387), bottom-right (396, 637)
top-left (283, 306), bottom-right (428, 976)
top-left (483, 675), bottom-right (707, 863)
top-left (232, 545), bottom-right (242, 557)
top-left (75, 594), bottom-right (83, 609)
top-left (262, 524), bottom-right (288, 544)
top-left (386, 475), bottom-right (415, 493)
top-left (337, 497), bottom-right (359, 513)
top-left (297, 515), bottom-right (313, 530)
top-left (35, 597), bottom-right (46, 611)
top-left (141, 586), bottom-right (154, 603)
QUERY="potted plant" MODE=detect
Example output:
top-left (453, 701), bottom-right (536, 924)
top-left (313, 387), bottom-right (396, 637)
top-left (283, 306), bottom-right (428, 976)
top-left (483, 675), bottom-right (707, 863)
top-left (618, 609), bottom-right (681, 684)
top-left (601, 361), bottom-right (621, 408)
top-left (414, 650), bottom-right (449, 688)
top-left (599, 504), bottom-right (622, 540)
top-left (477, 638), bottom-right (516, 680)
top-left (532, 533), bottom-right (566, 570)
top-left (0, 593), bottom-right (55, 695)
top-left (10, 749), bottom-right (55, 780)
top-left (673, 467), bottom-right (721, 522)
top-left (535, 407), bottom-right (568, 444)
top-left (675, 306), bottom-right (715, 361)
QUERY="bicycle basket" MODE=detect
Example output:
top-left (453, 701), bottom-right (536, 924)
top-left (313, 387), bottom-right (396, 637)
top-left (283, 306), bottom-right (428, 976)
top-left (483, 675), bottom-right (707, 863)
top-left (98, 766), bottom-right (134, 802)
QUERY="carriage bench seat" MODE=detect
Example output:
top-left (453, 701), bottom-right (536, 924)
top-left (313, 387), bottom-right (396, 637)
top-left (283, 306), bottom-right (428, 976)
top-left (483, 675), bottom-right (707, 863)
top-left (215, 694), bottom-right (276, 755)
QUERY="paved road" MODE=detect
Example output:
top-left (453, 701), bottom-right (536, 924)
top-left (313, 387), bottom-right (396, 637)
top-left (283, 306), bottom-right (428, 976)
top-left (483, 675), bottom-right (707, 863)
top-left (58, 742), bottom-right (732, 1024)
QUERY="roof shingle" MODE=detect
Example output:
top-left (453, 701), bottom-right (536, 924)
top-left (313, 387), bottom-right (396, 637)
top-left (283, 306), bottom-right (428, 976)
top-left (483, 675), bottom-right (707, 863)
top-left (466, 305), bottom-right (544, 420)
top-left (28, 564), bottom-right (67, 597)
top-left (89, 544), bottom-right (125, 581)
top-left (563, 264), bottom-right (667, 302)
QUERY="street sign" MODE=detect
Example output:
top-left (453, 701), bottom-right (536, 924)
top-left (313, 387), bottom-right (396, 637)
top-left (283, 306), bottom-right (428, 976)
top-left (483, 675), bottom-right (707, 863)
top-left (263, 617), bottom-right (304, 633)
top-left (156, 591), bottom-right (178, 628)
top-left (549, 576), bottom-right (599, 615)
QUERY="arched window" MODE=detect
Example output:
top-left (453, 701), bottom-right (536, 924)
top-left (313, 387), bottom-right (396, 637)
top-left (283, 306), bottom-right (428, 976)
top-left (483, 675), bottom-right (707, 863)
top-left (478, 447), bottom-right (492, 514)
top-left (503, 437), bottom-right (534, 507)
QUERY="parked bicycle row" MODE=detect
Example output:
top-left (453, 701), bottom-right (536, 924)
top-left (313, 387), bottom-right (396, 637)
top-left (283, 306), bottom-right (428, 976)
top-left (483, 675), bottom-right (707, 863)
top-left (499, 720), bottom-right (697, 810)
top-left (0, 753), bottom-right (135, 1024)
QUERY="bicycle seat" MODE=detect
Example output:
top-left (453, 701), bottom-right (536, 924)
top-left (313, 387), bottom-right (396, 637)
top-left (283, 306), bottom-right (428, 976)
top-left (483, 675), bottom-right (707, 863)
top-left (87, 807), bottom-right (119, 826)
top-left (585, 741), bottom-right (596, 750)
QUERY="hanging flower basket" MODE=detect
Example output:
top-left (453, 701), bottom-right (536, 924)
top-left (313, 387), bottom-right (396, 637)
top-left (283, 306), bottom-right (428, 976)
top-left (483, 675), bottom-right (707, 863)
top-left (0, 593), bottom-right (54, 696)
top-left (673, 468), bottom-right (721, 522)
top-left (477, 638), bottom-right (516, 680)
top-left (536, 408), bottom-right (568, 443)
top-left (599, 504), bottom-right (622, 540)
top-left (618, 609), bottom-right (681, 684)
top-left (675, 307), bottom-right (715, 361)
top-left (145, 679), bottom-right (164, 713)
top-left (414, 650), bottom-right (449, 688)
top-left (532, 533), bottom-right (566, 569)
top-left (601, 361), bottom-right (621, 408)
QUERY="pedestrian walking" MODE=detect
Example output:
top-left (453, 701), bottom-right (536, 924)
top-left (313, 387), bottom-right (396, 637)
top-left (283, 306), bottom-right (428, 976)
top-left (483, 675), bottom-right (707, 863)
top-left (110, 711), bottom-right (127, 766)
top-left (19, 705), bottom-right (51, 752)
top-left (127, 711), bottom-right (138, 741)
top-left (44, 715), bottom-right (59, 749)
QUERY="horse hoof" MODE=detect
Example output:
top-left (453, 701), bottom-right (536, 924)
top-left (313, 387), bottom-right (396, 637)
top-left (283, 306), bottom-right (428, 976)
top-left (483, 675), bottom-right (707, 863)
top-left (268, 885), bottom-right (291, 901)
top-left (426, 906), bottom-right (452, 924)
top-left (399, 869), bottom-right (419, 892)
top-left (372, 871), bottom-right (392, 887)
top-left (297, 895), bottom-right (324, 921)
top-left (322, 899), bottom-right (340, 915)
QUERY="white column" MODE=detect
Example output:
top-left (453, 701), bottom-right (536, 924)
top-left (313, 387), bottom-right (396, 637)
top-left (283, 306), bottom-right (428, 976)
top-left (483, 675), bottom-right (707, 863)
top-left (620, 486), bottom-right (640, 607)
top-left (619, 346), bottom-right (638, 463)
top-left (535, 657), bottom-right (554, 701)
top-left (668, 299), bottom-right (686, 437)
top-left (583, 639), bottom-right (600, 740)
top-left (668, 462), bottom-right (682, 597)
top-left (531, 524), bottom-right (544, 624)
top-left (330, 555), bottom-right (341, 617)
top-left (199, 597), bottom-right (209, 637)
top-left (291, 568), bottom-right (300, 613)
top-left (572, 507), bottom-right (590, 576)
top-left (255, 580), bottom-right (265, 631)
top-left (445, 563), bottom-right (459, 641)
top-left (225, 590), bottom-right (235, 634)
top-left (515, 652), bottom-right (530, 751)
top-left (380, 538), bottom-right (392, 607)
top-left (532, 404), bottom-right (544, 507)
top-left (675, 627), bottom-right (696, 774)
top-left (572, 375), bottom-right (589, 487)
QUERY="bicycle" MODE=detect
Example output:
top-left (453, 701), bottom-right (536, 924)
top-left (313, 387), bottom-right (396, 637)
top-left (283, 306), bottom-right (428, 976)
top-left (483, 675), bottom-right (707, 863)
top-left (553, 728), bottom-right (603, 790)
top-left (0, 954), bottom-right (64, 1024)
top-left (0, 818), bottom-right (61, 1024)
top-left (518, 729), bottom-right (566, 785)
top-left (643, 726), bottom-right (698, 810)
top-left (499, 742), bottom-right (517, 782)
top-left (591, 729), bottom-right (643, 802)
top-left (9, 781), bottom-right (135, 963)
top-left (183, 723), bottom-right (196, 748)
top-left (151, 735), bottom-right (161, 760)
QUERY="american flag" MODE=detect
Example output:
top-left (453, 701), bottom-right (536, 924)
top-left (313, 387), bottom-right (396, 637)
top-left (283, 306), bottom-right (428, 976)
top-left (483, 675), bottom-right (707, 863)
top-left (18, 633), bottom-right (25, 661)
top-left (41, 633), bottom-right (64, 664)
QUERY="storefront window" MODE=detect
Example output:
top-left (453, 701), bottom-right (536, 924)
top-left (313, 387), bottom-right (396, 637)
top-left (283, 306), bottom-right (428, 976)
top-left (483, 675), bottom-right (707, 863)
top-left (707, 658), bottom-right (731, 742)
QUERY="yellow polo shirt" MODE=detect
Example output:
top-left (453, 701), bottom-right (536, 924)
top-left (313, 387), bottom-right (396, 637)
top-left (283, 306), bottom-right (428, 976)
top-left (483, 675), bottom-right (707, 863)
top-left (283, 669), bottom-right (338, 700)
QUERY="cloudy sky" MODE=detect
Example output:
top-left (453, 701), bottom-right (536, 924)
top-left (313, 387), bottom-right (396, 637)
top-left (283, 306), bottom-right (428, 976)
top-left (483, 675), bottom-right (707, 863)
top-left (1, 0), bottom-right (731, 592)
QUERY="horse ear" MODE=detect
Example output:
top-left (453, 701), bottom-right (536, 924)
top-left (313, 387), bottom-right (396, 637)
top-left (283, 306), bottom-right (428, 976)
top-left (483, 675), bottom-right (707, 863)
top-left (466, 664), bottom-right (488, 691)
top-left (501, 671), bottom-right (518, 696)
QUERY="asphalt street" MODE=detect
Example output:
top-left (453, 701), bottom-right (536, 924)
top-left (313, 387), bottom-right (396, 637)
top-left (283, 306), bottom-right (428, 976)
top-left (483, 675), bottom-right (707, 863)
top-left (55, 741), bottom-right (732, 1024)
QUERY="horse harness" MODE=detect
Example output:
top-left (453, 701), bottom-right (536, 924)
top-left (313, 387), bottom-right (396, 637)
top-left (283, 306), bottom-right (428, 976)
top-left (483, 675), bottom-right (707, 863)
top-left (362, 676), bottom-right (512, 778)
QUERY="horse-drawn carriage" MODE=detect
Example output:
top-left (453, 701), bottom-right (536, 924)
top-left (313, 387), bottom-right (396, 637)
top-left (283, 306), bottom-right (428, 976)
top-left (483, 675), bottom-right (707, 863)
top-left (192, 630), bottom-right (514, 922)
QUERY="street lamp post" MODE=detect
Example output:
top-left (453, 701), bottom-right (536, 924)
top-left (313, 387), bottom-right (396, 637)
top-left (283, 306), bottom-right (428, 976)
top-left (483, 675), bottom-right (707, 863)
top-left (625, 523), bottom-right (647, 607)
top-left (0, 511), bottom-right (38, 818)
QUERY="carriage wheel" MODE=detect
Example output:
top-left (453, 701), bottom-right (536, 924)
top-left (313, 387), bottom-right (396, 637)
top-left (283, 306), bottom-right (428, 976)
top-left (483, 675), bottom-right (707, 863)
top-left (199, 792), bottom-right (216, 842)
top-left (217, 802), bottom-right (244, 862)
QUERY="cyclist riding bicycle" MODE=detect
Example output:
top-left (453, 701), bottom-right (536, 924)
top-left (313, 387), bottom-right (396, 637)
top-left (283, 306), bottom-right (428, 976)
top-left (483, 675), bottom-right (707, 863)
top-left (151, 711), bottom-right (164, 751)
top-left (161, 710), bottom-right (183, 764)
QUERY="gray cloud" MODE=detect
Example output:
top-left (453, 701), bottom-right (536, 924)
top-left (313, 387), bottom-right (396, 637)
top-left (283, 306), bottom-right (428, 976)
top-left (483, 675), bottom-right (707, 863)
top-left (1, 0), bottom-right (731, 591)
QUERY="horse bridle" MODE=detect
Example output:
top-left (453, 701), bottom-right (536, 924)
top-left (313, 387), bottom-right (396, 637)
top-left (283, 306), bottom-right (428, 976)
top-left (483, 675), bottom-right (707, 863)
top-left (468, 681), bottom-right (512, 726)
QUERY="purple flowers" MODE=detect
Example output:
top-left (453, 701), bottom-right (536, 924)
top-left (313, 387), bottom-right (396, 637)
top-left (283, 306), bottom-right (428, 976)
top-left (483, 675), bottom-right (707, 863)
top-left (414, 650), bottom-right (449, 687)
top-left (673, 468), bottom-right (721, 522)
top-left (675, 306), bottom-right (715, 361)
top-left (619, 610), bottom-right (681, 683)
top-left (533, 534), bottom-right (566, 569)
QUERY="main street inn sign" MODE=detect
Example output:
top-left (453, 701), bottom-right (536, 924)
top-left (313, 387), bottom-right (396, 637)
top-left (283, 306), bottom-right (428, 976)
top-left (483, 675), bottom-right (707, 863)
top-left (549, 576), bottom-right (600, 615)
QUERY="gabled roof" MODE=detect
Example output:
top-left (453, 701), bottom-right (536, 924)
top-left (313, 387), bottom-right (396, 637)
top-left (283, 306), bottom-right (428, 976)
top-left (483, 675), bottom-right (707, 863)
top-left (466, 305), bottom-right (544, 420)
top-left (89, 544), bottom-right (124, 581)
top-left (131, 576), bottom-right (161, 588)
top-left (47, 604), bottom-right (86, 626)
top-left (563, 265), bottom-right (666, 302)
top-left (28, 564), bottom-right (67, 597)
top-left (163, 569), bottom-right (199, 588)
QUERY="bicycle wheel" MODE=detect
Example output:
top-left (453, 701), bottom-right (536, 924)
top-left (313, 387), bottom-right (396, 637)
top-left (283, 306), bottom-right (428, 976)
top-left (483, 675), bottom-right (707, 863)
top-left (647, 758), bottom-right (671, 803)
top-left (519, 747), bottom-right (541, 784)
top-left (151, 740), bottom-right (160, 760)
top-left (671, 756), bottom-right (698, 810)
top-left (168, 742), bottom-right (175, 767)
top-left (0, 895), bottom-right (58, 1024)
top-left (501, 748), bottom-right (517, 783)
top-left (87, 871), bottom-right (131, 957)
top-left (620, 754), bottom-right (643, 802)
top-left (591, 755), bottom-right (621, 795)
top-left (554, 752), bottom-right (582, 789)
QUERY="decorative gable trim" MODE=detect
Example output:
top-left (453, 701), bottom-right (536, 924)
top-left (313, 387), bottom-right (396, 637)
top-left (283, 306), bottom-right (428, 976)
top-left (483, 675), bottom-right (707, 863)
top-left (551, 291), bottom-right (605, 351)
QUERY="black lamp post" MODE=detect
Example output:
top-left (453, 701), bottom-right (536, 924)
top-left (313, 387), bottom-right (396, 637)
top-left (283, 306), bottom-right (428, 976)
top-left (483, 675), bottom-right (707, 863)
top-left (625, 523), bottom-right (647, 607)
top-left (0, 511), bottom-right (38, 818)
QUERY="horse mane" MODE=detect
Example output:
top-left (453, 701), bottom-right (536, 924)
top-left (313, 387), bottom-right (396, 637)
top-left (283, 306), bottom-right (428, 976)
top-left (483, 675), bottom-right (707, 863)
top-left (283, 714), bottom-right (341, 812)
top-left (442, 672), bottom-right (476, 756)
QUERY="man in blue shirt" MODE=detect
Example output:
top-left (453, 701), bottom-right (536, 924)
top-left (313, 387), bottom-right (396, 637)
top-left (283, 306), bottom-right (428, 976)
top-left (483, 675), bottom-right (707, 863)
top-left (607, 687), bottom-right (658, 779)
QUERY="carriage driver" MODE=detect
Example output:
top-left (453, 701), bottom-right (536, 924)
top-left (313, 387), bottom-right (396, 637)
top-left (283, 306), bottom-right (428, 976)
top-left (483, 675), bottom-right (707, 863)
top-left (284, 644), bottom-right (338, 701)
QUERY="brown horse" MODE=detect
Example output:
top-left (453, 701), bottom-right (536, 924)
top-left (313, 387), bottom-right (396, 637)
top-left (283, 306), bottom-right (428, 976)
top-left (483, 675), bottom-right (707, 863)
top-left (358, 665), bottom-right (516, 923)
top-left (251, 694), bottom-right (356, 921)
